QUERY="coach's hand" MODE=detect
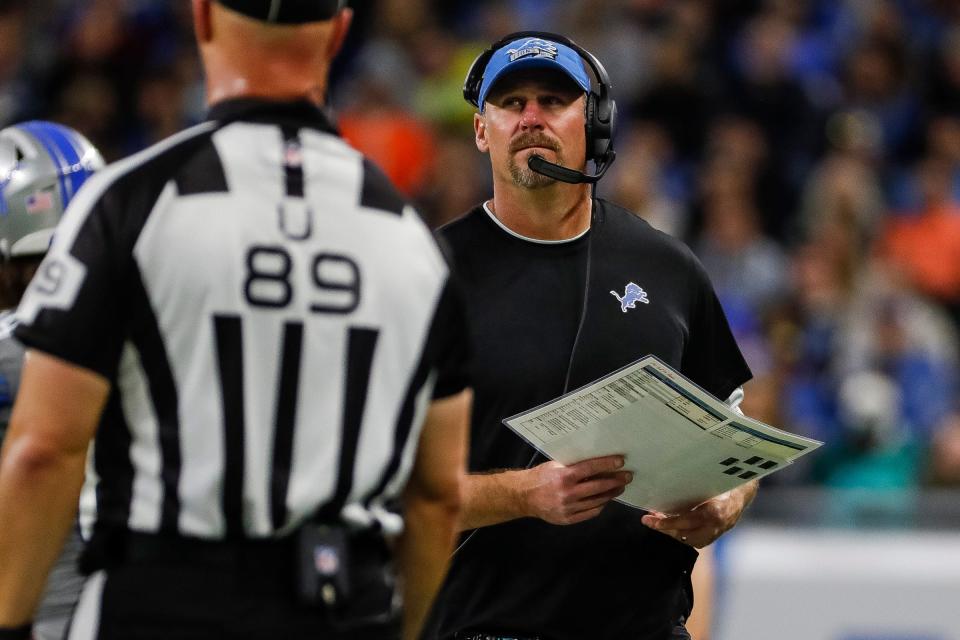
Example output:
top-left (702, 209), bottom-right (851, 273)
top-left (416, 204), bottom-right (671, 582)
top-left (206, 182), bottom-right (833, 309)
top-left (640, 480), bottom-right (759, 548)
top-left (524, 455), bottom-right (632, 525)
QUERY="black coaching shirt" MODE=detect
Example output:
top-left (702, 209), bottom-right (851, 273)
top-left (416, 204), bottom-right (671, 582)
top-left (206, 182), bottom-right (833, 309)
top-left (427, 200), bottom-right (751, 640)
top-left (14, 98), bottom-right (468, 541)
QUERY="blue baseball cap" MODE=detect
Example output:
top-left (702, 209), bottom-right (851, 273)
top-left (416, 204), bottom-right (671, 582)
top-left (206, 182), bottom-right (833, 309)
top-left (477, 37), bottom-right (592, 112)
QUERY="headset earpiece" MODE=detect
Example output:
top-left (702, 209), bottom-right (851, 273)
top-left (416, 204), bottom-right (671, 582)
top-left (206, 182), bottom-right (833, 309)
top-left (589, 87), bottom-right (616, 166)
top-left (584, 92), bottom-right (597, 158)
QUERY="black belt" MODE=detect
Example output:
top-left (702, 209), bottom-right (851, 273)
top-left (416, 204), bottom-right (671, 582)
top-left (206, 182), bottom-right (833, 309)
top-left (124, 531), bottom-right (295, 566)
top-left (80, 528), bottom-right (297, 575)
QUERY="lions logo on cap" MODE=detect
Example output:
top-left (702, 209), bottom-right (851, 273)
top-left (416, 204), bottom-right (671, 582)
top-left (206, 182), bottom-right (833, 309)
top-left (508, 38), bottom-right (559, 62)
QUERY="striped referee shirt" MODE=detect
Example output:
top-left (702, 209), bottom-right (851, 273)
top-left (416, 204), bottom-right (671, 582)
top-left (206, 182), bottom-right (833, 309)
top-left (14, 98), bottom-right (468, 541)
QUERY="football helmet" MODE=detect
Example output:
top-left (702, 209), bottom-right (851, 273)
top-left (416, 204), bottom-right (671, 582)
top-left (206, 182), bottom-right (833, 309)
top-left (0, 121), bottom-right (104, 258)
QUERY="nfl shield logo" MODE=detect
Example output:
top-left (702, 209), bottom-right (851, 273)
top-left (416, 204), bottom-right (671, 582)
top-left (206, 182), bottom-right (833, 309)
top-left (314, 544), bottom-right (340, 576)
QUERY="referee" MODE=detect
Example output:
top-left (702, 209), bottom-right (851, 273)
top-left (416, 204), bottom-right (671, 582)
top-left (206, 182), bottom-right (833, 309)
top-left (0, 2), bottom-right (469, 639)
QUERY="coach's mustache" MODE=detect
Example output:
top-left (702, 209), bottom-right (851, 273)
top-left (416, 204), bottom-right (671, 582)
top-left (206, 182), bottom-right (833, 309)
top-left (510, 133), bottom-right (560, 153)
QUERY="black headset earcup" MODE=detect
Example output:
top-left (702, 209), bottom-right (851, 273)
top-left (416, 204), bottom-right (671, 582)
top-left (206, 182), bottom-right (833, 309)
top-left (463, 49), bottom-right (493, 107)
top-left (586, 92), bottom-right (616, 163)
top-left (584, 93), bottom-right (597, 161)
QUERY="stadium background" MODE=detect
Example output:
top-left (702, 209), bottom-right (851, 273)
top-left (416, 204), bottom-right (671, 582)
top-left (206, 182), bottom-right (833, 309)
top-left (3, 0), bottom-right (960, 637)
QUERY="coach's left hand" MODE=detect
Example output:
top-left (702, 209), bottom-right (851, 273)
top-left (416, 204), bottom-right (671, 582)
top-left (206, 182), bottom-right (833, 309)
top-left (639, 480), bottom-right (758, 548)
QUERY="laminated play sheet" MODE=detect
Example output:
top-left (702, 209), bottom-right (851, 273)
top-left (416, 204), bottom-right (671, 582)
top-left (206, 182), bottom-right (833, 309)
top-left (504, 355), bottom-right (822, 514)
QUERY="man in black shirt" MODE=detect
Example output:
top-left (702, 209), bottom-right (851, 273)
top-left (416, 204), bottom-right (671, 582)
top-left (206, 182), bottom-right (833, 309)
top-left (0, 2), bottom-right (469, 639)
top-left (426, 33), bottom-right (755, 640)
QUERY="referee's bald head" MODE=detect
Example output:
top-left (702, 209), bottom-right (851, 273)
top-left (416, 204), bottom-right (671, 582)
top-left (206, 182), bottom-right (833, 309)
top-left (212, 0), bottom-right (346, 24)
top-left (193, 0), bottom-right (352, 107)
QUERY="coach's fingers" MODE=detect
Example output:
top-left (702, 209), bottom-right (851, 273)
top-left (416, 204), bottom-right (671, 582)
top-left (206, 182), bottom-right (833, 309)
top-left (640, 509), bottom-right (708, 532)
top-left (570, 485), bottom-right (626, 512)
top-left (567, 455), bottom-right (625, 481)
top-left (643, 512), bottom-right (725, 548)
top-left (569, 471), bottom-right (632, 502)
top-left (562, 504), bottom-right (607, 525)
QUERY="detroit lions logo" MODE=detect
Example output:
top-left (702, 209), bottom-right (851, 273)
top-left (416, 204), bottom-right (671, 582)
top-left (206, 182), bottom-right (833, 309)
top-left (610, 282), bottom-right (650, 313)
top-left (508, 39), bottom-right (559, 62)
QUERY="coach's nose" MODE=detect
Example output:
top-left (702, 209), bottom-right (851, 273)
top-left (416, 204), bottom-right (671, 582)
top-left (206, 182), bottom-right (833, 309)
top-left (519, 101), bottom-right (545, 131)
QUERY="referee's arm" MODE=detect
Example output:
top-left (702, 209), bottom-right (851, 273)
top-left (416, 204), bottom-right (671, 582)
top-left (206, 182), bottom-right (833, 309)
top-left (397, 388), bottom-right (471, 640)
top-left (0, 350), bottom-right (108, 627)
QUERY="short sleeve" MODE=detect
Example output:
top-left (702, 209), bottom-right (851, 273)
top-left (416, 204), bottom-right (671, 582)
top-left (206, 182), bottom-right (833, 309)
top-left (680, 255), bottom-right (752, 400)
top-left (425, 276), bottom-right (471, 400)
top-left (14, 192), bottom-right (125, 379)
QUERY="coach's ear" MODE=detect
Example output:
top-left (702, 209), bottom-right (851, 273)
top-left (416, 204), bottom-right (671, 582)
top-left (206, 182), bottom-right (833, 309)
top-left (193, 0), bottom-right (213, 43)
top-left (474, 113), bottom-right (489, 154)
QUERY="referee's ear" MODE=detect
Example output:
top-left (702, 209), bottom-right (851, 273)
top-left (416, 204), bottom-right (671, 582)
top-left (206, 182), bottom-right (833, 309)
top-left (324, 8), bottom-right (353, 61)
top-left (193, 0), bottom-right (213, 43)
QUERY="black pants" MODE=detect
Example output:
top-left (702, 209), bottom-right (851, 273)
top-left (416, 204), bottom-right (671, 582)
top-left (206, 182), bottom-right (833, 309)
top-left (66, 536), bottom-right (400, 640)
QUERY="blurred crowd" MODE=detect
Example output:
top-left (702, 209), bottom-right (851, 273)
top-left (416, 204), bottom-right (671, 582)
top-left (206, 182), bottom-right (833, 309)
top-left (4, 0), bottom-right (960, 521)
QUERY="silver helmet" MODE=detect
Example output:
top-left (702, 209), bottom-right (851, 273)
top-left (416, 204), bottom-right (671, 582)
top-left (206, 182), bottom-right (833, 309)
top-left (0, 121), bottom-right (104, 258)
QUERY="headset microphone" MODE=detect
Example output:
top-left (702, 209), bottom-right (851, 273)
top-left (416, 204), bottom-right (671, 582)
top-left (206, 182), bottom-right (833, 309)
top-left (527, 152), bottom-right (616, 185)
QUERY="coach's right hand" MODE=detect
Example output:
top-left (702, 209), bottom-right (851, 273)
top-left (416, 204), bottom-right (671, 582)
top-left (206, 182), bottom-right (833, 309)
top-left (524, 455), bottom-right (632, 525)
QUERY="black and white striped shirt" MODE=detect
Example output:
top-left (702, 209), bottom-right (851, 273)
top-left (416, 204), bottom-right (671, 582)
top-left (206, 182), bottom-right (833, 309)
top-left (15, 98), bottom-right (468, 541)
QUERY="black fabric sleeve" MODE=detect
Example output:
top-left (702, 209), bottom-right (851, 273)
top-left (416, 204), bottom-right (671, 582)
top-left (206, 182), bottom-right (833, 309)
top-left (426, 275), bottom-right (471, 399)
top-left (14, 197), bottom-right (126, 380)
top-left (679, 250), bottom-right (752, 401)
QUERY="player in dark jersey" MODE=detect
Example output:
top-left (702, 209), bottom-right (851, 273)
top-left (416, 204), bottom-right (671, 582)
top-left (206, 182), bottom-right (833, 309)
top-left (424, 33), bottom-right (756, 640)
top-left (0, 120), bottom-right (103, 640)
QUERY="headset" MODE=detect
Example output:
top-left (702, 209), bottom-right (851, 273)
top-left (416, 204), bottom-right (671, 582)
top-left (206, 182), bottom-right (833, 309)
top-left (463, 31), bottom-right (618, 184)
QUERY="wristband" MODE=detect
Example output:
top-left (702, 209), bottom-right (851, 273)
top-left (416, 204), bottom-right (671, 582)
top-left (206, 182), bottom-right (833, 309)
top-left (0, 623), bottom-right (31, 640)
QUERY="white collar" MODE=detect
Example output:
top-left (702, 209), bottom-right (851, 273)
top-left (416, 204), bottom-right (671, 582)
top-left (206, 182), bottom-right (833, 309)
top-left (482, 201), bottom-right (590, 245)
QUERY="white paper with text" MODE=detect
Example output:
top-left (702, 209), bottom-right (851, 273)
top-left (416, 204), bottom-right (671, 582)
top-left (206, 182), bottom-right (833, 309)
top-left (504, 356), bottom-right (822, 514)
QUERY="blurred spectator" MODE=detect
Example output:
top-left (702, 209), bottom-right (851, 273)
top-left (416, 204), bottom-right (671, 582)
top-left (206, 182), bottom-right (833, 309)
top-left (838, 262), bottom-right (958, 440)
top-left (779, 242), bottom-right (855, 445)
top-left (340, 77), bottom-right (438, 199)
top-left (813, 370), bottom-right (923, 526)
top-left (124, 69), bottom-right (193, 153)
top-left (877, 157), bottom-right (960, 323)
top-left (724, 9), bottom-right (819, 235)
top-left (610, 123), bottom-right (687, 238)
top-left (924, 23), bottom-right (960, 114)
top-left (798, 109), bottom-right (885, 256)
top-left (633, 34), bottom-right (711, 160)
top-left (418, 133), bottom-right (489, 228)
top-left (558, 0), bottom-right (654, 110)
top-left (839, 39), bottom-right (921, 161)
top-left (813, 370), bottom-right (923, 490)
top-left (48, 71), bottom-right (120, 159)
top-left (0, 2), bottom-right (32, 125)
top-left (411, 25), bottom-right (482, 130)
top-left (695, 192), bottom-right (788, 314)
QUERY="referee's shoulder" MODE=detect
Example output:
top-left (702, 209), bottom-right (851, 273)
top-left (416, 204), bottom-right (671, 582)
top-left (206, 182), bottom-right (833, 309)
top-left (50, 122), bottom-right (221, 248)
top-left (351, 155), bottom-right (454, 281)
top-left (84, 122), bottom-right (220, 201)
